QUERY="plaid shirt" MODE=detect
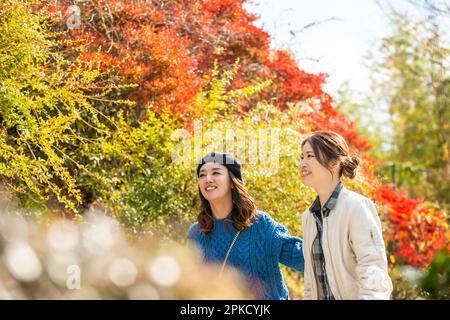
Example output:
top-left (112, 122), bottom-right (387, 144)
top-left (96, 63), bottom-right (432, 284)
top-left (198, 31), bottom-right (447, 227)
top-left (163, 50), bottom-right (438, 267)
top-left (309, 182), bottom-right (343, 300)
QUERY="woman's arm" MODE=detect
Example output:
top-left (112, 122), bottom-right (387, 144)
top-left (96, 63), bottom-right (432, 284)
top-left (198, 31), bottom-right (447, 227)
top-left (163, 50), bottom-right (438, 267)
top-left (349, 198), bottom-right (393, 300)
top-left (273, 222), bottom-right (305, 272)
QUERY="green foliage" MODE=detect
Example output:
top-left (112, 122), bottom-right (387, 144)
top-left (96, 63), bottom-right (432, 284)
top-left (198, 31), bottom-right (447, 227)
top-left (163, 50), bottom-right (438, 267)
top-left (417, 249), bottom-right (450, 299)
top-left (371, 13), bottom-right (450, 204)
top-left (0, 0), bottom-right (90, 212)
top-left (334, 82), bottom-right (389, 160)
top-left (375, 162), bottom-right (427, 191)
top-left (390, 250), bottom-right (450, 300)
top-left (0, 0), bottom-right (148, 218)
top-left (96, 110), bottom-right (199, 234)
top-left (390, 269), bottom-right (425, 300)
top-left (387, 249), bottom-right (450, 300)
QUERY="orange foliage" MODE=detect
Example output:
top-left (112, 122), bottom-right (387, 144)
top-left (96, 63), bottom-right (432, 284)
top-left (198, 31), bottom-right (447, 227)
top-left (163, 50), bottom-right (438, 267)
top-left (373, 185), bottom-right (450, 268)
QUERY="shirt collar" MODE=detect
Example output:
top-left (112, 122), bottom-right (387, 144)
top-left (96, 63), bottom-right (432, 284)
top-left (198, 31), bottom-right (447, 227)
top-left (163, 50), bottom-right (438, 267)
top-left (309, 182), bottom-right (344, 217)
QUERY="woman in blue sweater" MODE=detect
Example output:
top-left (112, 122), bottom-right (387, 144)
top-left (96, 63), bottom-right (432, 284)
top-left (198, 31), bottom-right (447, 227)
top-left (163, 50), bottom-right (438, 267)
top-left (188, 152), bottom-right (304, 299)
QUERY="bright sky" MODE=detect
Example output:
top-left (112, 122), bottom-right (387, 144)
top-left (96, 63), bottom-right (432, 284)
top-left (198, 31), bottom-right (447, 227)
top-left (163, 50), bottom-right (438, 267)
top-left (243, 0), bottom-right (423, 98)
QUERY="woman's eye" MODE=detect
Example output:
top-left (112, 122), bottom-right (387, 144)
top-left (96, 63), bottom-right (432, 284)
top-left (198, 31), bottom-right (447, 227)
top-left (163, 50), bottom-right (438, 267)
top-left (199, 174), bottom-right (205, 177)
top-left (213, 172), bottom-right (220, 175)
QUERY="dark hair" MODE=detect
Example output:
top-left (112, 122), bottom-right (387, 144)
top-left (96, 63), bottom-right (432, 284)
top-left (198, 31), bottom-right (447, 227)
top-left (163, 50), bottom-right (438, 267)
top-left (198, 171), bottom-right (256, 235)
top-left (301, 131), bottom-right (360, 179)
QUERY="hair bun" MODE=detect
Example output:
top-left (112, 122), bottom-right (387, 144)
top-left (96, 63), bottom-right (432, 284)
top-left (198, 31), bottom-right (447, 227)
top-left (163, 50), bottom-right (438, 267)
top-left (351, 156), bottom-right (361, 166)
top-left (341, 155), bottom-right (360, 179)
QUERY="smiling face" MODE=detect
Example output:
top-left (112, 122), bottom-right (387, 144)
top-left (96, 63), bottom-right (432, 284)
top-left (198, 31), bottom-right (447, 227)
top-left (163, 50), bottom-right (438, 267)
top-left (300, 142), bottom-right (336, 191)
top-left (198, 162), bottom-right (233, 203)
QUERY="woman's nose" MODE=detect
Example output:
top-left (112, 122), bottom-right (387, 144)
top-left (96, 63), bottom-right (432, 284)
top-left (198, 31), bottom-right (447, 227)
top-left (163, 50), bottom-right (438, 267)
top-left (300, 161), bottom-right (310, 170)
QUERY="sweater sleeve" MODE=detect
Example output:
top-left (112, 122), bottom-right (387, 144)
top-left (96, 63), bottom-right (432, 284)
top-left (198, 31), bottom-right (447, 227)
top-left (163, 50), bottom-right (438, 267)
top-left (349, 198), bottom-right (393, 300)
top-left (272, 220), bottom-right (305, 272)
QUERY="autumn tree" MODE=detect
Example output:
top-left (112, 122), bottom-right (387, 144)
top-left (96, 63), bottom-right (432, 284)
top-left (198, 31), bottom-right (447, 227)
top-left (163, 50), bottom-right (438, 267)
top-left (371, 13), bottom-right (449, 205)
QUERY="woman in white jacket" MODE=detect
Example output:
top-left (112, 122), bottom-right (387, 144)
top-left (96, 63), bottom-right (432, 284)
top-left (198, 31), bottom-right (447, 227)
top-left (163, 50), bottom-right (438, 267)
top-left (300, 131), bottom-right (393, 300)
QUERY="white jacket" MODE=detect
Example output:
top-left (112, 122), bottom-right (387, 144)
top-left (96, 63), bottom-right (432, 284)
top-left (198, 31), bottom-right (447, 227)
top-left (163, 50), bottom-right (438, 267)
top-left (301, 187), bottom-right (393, 299)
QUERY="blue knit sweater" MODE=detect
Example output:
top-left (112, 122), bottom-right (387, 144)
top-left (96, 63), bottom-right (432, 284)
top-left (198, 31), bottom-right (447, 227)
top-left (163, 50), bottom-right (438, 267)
top-left (188, 211), bottom-right (304, 300)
